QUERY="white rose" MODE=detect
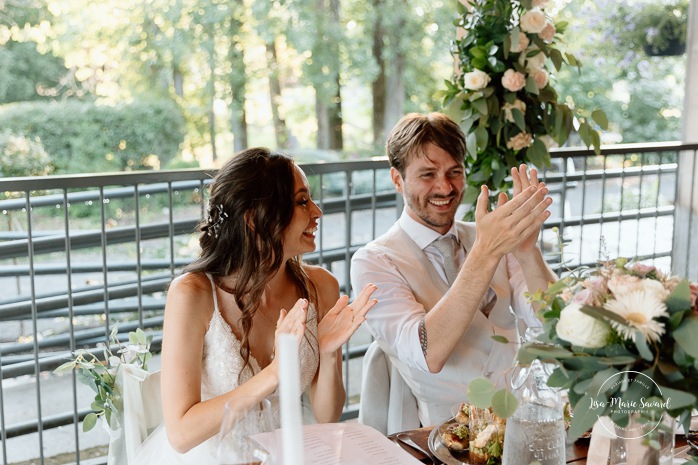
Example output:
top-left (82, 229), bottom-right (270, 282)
top-left (510, 31), bottom-right (530, 53)
top-left (520, 10), bottom-right (547, 34)
top-left (641, 278), bottom-right (670, 302)
top-left (503, 99), bottom-right (527, 122)
top-left (556, 302), bottom-right (612, 348)
top-left (520, 48), bottom-right (547, 71)
top-left (463, 69), bottom-right (491, 91)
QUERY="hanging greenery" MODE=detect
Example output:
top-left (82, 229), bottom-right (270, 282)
top-left (438, 0), bottom-right (608, 218)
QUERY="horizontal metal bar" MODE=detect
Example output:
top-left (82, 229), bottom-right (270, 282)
top-left (0, 275), bottom-right (171, 319)
top-left (0, 220), bottom-right (199, 260)
top-left (0, 180), bottom-right (209, 211)
top-left (1, 317), bottom-right (164, 356)
top-left (0, 260), bottom-right (188, 277)
top-left (543, 205), bottom-right (674, 229)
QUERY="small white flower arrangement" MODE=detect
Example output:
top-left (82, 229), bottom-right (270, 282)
top-left (522, 258), bottom-right (698, 439)
top-left (54, 327), bottom-right (153, 431)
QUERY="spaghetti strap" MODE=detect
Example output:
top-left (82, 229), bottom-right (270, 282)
top-left (204, 273), bottom-right (220, 312)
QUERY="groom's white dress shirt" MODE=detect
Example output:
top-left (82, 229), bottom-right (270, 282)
top-left (351, 209), bottom-right (540, 426)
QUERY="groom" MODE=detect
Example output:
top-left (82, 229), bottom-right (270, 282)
top-left (351, 112), bottom-right (558, 426)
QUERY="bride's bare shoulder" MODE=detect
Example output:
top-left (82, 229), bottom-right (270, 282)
top-left (168, 272), bottom-right (213, 297)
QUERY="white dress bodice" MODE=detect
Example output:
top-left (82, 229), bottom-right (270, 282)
top-left (132, 273), bottom-right (320, 465)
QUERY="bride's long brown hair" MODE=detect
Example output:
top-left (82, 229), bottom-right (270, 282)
top-left (185, 147), bottom-right (317, 377)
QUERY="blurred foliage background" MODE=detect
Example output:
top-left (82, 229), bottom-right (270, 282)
top-left (0, 0), bottom-right (687, 175)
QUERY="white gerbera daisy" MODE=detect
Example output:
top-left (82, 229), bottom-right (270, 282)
top-left (604, 290), bottom-right (668, 343)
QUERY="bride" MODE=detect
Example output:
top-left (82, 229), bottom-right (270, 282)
top-left (133, 147), bottom-right (377, 464)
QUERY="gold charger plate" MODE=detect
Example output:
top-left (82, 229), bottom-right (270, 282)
top-left (427, 419), bottom-right (474, 465)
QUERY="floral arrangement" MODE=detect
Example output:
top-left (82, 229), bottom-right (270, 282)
top-left (54, 327), bottom-right (153, 432)
top-left (439, 0), bottom-right (608, 218)
top-left (519, 258), bottom-right (698, 442)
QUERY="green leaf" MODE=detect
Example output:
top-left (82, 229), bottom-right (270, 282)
top-left (579, 305), bottom-right (628, 325)
top-left (522, 343), bottom-right (574, 360)
top-left (466, 131), bottom-right (478, 158)
top-left (674, 316), bottom-right (698, 358)
top-left (634, 330), bottom-right (654, 361)
top-left (569, 395), bottom-right (601, 441)
top-left (526, 139), bottom-right (549, 168)
top-left (445, 94), bottom-right (465, 125)
top-left (660, 386), bottom-right (696, 410)
top-left (591, 110), bottom-right (608, 130)
top-left (578, 122), bottom-right (593, 148)
top-left (547, 366), bottom-right (571, 388)
top-left (491, 335), bottom-right (509, 344)
top-left (666, 279), bottom-right (692, 313)
top-left (83, 412), bottom-right (98, 432)
top-left (512, 108), bottom-right (525, 131)
top-left (491, 388), bottom-right (519, 418)
top-left (472, 97), bottom-right (488, 116)
top-left (474, 126), bottom-right (489, 152)
top-left (467, 377), bottom-right (496, 409)
top-left (53, 360), bottom-right (77, 375)
top-left (525, 76), bottom-right (539, 95)
top-left (549, 48), bottom-right (564, 72)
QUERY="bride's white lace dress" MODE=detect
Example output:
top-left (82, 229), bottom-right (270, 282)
top-left (133, 274), bottom-right (319, 465)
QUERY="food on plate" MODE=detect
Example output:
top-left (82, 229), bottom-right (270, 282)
top-left (440, 422), bottom-right (469, 451)
top-left (454, 402), bottom-right (471, 425)
top-left (468, 406), bottom-right (505, 464)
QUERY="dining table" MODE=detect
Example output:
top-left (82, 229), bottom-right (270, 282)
top-left (387, 426), bottom-right (692, 464)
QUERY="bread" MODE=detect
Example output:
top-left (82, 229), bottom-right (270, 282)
top-left (454, 402), bottom-right (470, 424)
top-left (440, 423), bottom-right (469, 451)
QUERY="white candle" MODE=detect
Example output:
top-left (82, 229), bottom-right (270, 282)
top-left (277, 333), bottom-right (304, 465)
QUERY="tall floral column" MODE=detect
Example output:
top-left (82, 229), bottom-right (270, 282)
top-left (440, 0), bottom-right (608, 217)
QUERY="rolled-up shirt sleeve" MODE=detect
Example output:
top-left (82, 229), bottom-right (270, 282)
top-left (351, 246), bottom-right (431, 372)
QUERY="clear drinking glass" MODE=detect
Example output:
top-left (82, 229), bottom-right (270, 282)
top-left (217, 397), bottom-right (274, 465)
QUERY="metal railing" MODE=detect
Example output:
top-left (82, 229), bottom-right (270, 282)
top-left (1, 142), bottom-right (696, 464)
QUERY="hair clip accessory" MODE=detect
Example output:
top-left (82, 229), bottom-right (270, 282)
top-left (206, 204), bottom-right (228, 238)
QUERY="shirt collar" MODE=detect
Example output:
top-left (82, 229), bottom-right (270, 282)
top-left (398, 208), bottom-right (460, 251)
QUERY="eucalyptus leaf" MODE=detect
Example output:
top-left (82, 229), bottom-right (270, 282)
top-left (659, 386), bottom-right (696, 410)
top-left (634, 330), bottom-right (654, 361)
top-left (579, 305), bottom-right (628, 325)
top-left (83, 412), bottom-right (98, 432)
top-left (467, 377), bottom-right (496, 409)
top-left (491, 388), bottom-right (518, 418)
top-left (475, 126), bottom-right (489, 152)
top-left (491, 335), bottom-right (509, 344)
top-left (526, 139), bottom-right (549, 169)
top-left (674, 316), bottom-right (698, 358)
top-left (569, 395), bottom-right (600, 441)
top-left (591, 109), bottom-right (608, 130)
top-left (666, 279), bottom-right (691, 313)
top-left (512, 108), bottom-right (525, 131)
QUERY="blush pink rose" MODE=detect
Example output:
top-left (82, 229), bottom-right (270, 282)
top-left (506, 132), bottom-right (532, 150)
top-left (532, 0), bottom-right (549, 7)
top-left (531, 68), bottom-right (548, 89)
top-left (538, 22), bottom-right (556, 42)
top-left (510, 31), bottom-right (530, 53)
top-left (690, 282), bottom-right (698, 315)
top-left (501, 69), bottom-right (526, 92)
